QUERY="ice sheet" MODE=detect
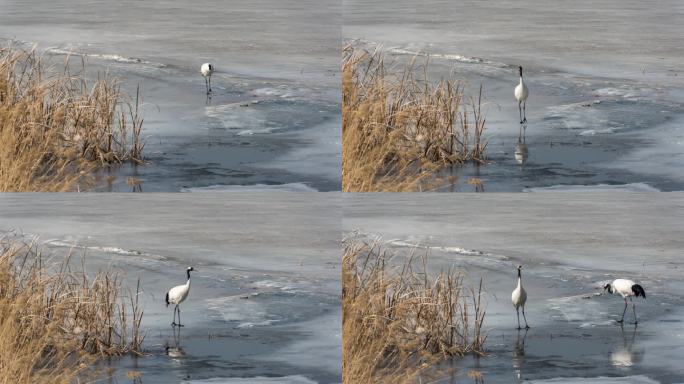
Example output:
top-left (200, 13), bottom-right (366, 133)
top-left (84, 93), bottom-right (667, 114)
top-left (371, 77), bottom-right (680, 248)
top-left (343, 194), bottom-right (684, 382)
top-left (0, 194), bottom-right (342, 383)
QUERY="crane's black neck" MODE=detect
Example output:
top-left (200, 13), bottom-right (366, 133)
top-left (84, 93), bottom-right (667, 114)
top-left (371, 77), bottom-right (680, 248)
top-left (519, 66), bottom-right (524, 78)
top-left (187, 270), bottom-right (192, 280)
top-left (517, 269), bottom-right (522, 278)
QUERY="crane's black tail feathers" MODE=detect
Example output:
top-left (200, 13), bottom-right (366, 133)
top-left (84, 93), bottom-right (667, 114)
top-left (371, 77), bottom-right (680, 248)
top-left (165, 292), bottom-right (170, 307)
top-left (632, 284), bottom-right (646, 298)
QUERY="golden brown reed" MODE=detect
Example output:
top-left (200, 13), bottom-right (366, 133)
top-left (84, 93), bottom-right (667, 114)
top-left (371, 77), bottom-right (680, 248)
top-left (0, 235), bottom-right (145, 383)
top-left (342, 45), bottom-right (487, 192)
top-left (342, 237), bottom-right (486, 383)
top-left (0, 46), bottom-right (145, 192)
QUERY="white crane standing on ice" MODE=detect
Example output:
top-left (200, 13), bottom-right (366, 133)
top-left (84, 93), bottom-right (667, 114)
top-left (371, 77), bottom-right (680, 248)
top-left (201, 63), bottom-right (214, 94)
top-left (166, 267), bottom-right (195, 327)
top-left (512, 265), bottom-right (529, 329)
top-left (604, 279), bottom-right (646, 324)
top-left (515, 66), bottom-right (529, 124)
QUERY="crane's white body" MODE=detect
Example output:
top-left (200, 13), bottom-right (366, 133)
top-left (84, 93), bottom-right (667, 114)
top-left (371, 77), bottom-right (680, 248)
top-left (514, 78), bottom-right (529, 104)
top-left (604, 278), bottom-right (646, 324)
top-left (200, 63), bottom-right (213, 77)
top-left (515, 66), bottom-right (529, 123)
top-left (166, 267), bottom-right (194, 327)
top-left (167, 279), bottom-right (190, 305)
top-left (512, 266), bottom-right (529, 329)
top-left (511, 278), bottom-right (527, 309)
top-left (200, 63), bottom-right (214, 94)
top-left (609, 279), bottom-right (637, 298)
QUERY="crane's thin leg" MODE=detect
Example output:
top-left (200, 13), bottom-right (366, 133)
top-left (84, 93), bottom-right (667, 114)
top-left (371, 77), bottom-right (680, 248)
top-left (177, 306), bottom-right (183, 327)
top-left (631, 298), bottom-right (638, 324)
top-left (522, 306), bottom-right (530, 329)
top-left (618, 298), bottom-right (627, 323)
top-left (523, 101), bottom-right (527, 123)
top-left (519, 101), bottom-right (523, 124)
top-left (171, 305), bottom-right (177, 326)
top-left (208, 76), bottom-right (212, 93)
top-left (516, 307), bottom-right (521, 330)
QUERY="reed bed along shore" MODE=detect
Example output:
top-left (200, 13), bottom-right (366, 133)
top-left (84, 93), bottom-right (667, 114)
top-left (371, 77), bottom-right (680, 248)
top-left (342, 237), bottom-right (486, 383)
top-left (0, 235), bottom-right (144, 383)
top-left (0, 47), bottom-right (144, 192)
top-left (342, 46), bottom-right (487, 192)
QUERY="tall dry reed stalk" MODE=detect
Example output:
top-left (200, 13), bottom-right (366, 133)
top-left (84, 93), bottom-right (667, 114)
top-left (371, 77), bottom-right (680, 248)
top-left (0, 235), bottom-right (145, 383)
top-left (0, 46), bottom-right (145, 191)
top-left (342, 46), bottom-right (488, 192)
top-left (342, 238), bottom-right (486, 383)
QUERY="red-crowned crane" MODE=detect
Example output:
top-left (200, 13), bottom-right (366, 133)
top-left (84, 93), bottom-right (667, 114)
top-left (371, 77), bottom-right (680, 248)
top-left (515, 66), bottom-right (529, 124)
top-left (201, 63), bottom-right (214, 94)
top-left (166, 267), bottom-right (195, 327)
top-left (512, 265), bottom-right (529, 329)
top-left (604, 279), bottom-right (646, 324)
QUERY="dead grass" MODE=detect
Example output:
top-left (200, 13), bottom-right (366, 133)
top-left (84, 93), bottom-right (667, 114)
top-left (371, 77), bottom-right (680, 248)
top-left (0, 235), bottom-right (145, 383)
top-left (342, 237), bottom-right (486, 383)
top-left (342, 45), bottom-right (487, 192)
top-left (0, 46), bottom-right (145, 192)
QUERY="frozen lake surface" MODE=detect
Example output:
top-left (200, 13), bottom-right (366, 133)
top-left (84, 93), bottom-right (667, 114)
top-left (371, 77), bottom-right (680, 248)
top-left (0, 194), bottom-right (342, 383)
top-left (343, 194), bottom-right (684, 383)
top-left (0, 0), bottom-right (341, 191)
top-left (344, 0), bottom-right (684, 191)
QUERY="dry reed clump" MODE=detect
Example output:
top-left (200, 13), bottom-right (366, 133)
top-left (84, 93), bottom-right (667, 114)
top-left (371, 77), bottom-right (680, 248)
top-left (342, 45), bottom-right (488, 192)
top-left (0, 46), bottom-right (145, 192)
top-left (0, 235), bottom-right (145, 383)
top-left (342, 238), bottom-right (486, 383)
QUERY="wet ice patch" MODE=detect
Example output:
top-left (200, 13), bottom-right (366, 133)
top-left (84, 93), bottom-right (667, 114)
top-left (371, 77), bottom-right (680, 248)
top-left (604, 114), bottom-right (684, 184)
top-left (545, 102), bottom-right (610, 131)
top-left (252, 279), bottom-right (298, 292)
top-left (204, 103), bottom-right (274, 134)
top-left (525, 376), bottom-right (660, 384)
top-left (260, 310), bottom-right (341, 376)
top-left (594, 87), bottom-right (649, 100)
top-left (206, 294), bottom-right (284, 328)
top-left (524, 183), bottom-right (660, 192)
top-left (548, 293), bottom-right (609, 325)
top-left (257, 118), bottom-right (341, 184)
top-left (180, 183), bottom-right (317, 192)
top-left (579, 128), bottom-right (617, 136)
top-left (205, 287), bottom-right (325, 329)
top-left (182, 376), bottom-right (318, 384)
top-left (205, 98), bottom-right (332, 137)
top-left (252, 86), bottom-right (306, 100)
